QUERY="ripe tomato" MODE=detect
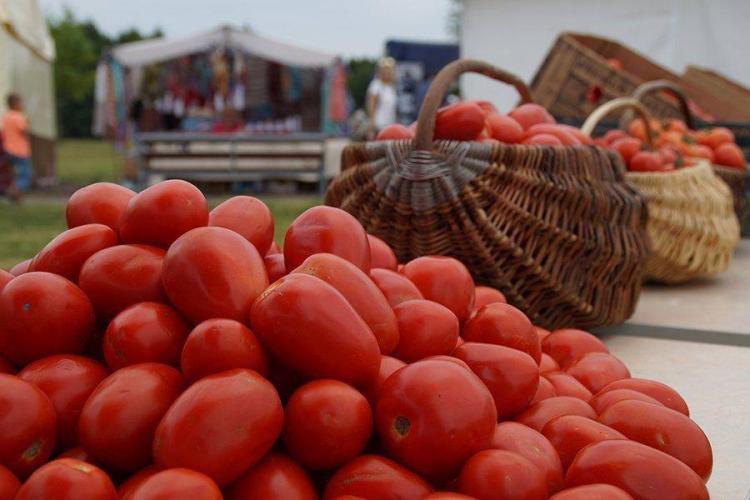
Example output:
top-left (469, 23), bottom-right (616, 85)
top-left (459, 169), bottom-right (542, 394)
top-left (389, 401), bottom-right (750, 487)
top-left (541, 415), bottom-right (626, 468)
top-left (66, 182), bottom-right (135, 232)
top-left (629, 151), bottom-right (665, 172)
top-left (485, 113), bottom-right (524, 143)
top-left (392, 299), bottom-right (458, 362)
top-left (598, 400), bottom-right (712, 480)
top-left (264, 253), bottom-right (286, 282)
top-left (548, 484), bottom-right (634, 499)
top-left (116, 465), bottom-right (162, 499)
top-left (524, 133), bottom-right (563, 146)
top-left (463, 303), bottom-right (540, 363)
top-left (543, 372), bottom-right (593, 402)
top-left (491, 422), bottom-right (564, 493)
top-left (565, 440), bottom-right (708, 500)
top-left (78, 244), bottom-right (166, 319)
top-left (0, 355), bottom-right (14, 374)
top-left (402, 256), bottom-right (475, 322)
top-left (589, 388), bottom-right (664, 414)
top-left (453, 342), bottom-right (539, 419)
top-left (292, 253), bottom-right (399, 354)
top-left (103, 302), bottom-right (190, 370)
top-left (266, 240), bottom-right (281, 255)
top-left (58, 447), bottom-right (97, 463)
top-left (0, 375), bottom-right (56, 477)
top-left (424, 494), bottom-right (476, 499)
top-left (376, 124), bottom-right (414, 140)
top-left (208, 196), bottom-right (274, 255)
top-left (565, 352), bottom-right (630, 393)
top-left (558, 125), bottom-right (594, 145)
top-left (458, 449), bottom-right (547, 500)
top-left (535, 326), bottom-right (551, 342)
top-left (434, 102), bottom-right (485, 140)
top-left (0, 272), bottom-right (95, 366)
top-left (697, 126), bottom-right (734, 149)
top-left (9, 259), bottom-right (31, 277)
top-left (323, 455), bottom-right (433, 500)
top-left (473, 285), bottom-right (506, 311)
top-left (0, 270), bottom-right (11, 293)
top-left (18, 355), bottom-right (109, 449)
top-left (474, 100), bottom-right (499, 115)
top-left (515, 396), bottom-right (596, 432)
top-left (601, 130), bottom-right (627, 145)
top-left (596, 378), bottom-right (689, 416)
top-left (128, 468), bottom-right (221, 500)
top-left (362, 355), bottom-right (406, 405)
top-left (119, 179), bottom-right (209, 248)
top-left (180, 318), bottom-right (269, 383)
top-left (367, 234), bottom-right (398, 270)
top-left (251, 273), bottom-right (380, 386)
top-left (609, 137), bottom-right (642, 164)
top-left (525, 124), bottom-right (581, 145)
top-left (540, 353), bottom-right (560, 373)
top-left (163, 227), bottom-right (268, 323)
top-left (542, 329), bottom-right (608, 369)
top-left (284, 380), bottom-right (372, 470)
top-left (284, 206), bottom-right (371, 272)
top-left (686, 144), bottom-right (715, 162)
top-left (509, 103), bottom-right (555, 131)
top-left (78, 363), bottom-right (183, 472)
top-left (375, 358), bottom-right (496, 480)
top-left (227, 454), bottom-right (316, 500)
top-left (154, 369), bottom-right (283, 486)
top-left (714, 142), bottom-right (746, 169)
top-left (29, 224), bottom-right (118, 281)
top-left (369, 268), bottom-right (423, 307)
top-left (531, 376), bottom-right (557, 404)
top-left (0, 464), bottom-right (20, 500)
top-left (15, 458), bottom-right (116, 500)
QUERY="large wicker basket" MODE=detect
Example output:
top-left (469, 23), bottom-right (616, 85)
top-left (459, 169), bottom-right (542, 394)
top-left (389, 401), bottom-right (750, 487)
top-left (583, 98), bottom-right (740, 284)
top-left (326, 60), bottom-right (649, 330)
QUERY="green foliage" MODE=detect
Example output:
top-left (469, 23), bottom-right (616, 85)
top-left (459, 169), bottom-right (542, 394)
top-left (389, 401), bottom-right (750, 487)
top-left (347, 58), bottom-right (377, 110)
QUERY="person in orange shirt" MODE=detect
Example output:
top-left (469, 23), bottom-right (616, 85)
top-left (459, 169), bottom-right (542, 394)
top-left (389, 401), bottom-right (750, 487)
top-left (1, 94), bottom-right (32, 191)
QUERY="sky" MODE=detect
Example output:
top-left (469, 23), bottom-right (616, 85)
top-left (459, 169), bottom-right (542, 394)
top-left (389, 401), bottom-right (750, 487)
top-left (39, 0), bottom-right (456, 58)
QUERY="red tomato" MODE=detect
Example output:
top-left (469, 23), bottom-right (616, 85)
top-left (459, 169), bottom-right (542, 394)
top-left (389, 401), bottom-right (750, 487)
top-left (251, 273), bottom-right (380, 386)
top-left (434, 102), bottom-right (485, 140)
top-left (163, 226), bottom-right (268, 323)
top-left (565, 440), bottom-right (708, 500)
top-left (66, 182), bottom-right (135, 232)
top-left (565, 352), bottom-right (630, 393)
top-left (454, 342), bottom-right (539, 419)
top-left (602, 130), bottom-right (627, 145)
top-left (154, 369), bottom-right (283, 486)
top-left (78, 363), bottom-right (183, 472)
top-left (103, 302), bottom-right (189, 370)
top-left (369, 268), bottom-right (423, 307)
top-left (543, 372), bottom-right (593, 402)
top-left (462, 303), bottom-right (540, 363)
top-left (128, 468), bottom-right (222, 500)
top-left (474, 100), bottom-right (499, 115)
top-left (458, 449), bottom-right (547, 500)
top-left (540, 353), bottom-right (559, 374)
top-left (523, 133), bottom-right (563, 146)
top-left (473, 285), bottom-right (506, 311)
top-left (78, 244), bottom-right (166, 320)
top-left (362, 355), bottom-right (406, 405)
top-left (596, 378), bottom-right (689, 416)
top-left (485, 113), bottom-right (524, 143)
top-left (714, 142), bottom-right (746, 169)
top-left (515, 396), bottom-right (596, 432)
top-left (29, 224), bottom-right (118, 281)
top-left (557, 125), bottom-right (595, 145)
top-left (0, 272), bottom-right (95, 366)
top-left (525, 124), bottom-right (581, 145)
top-left (541, 415), bottom-right (626, 468)
top-left (208, 196), bottom-right (274, 255)
top-left (264, 253), bottom-right (286, 282)
top-left (0, 464), bottom-right (19, 500)
top-left (0, 355), bottom-right (14, 374)
top-left (266, 240), bottom-right (281, 255)
top-left (323, 455), bottom-right (433, 500)
top-left (629, 151), bottom-right (665, 172)
top-left (658, 144), bottom-right (679, 164)
top-left (376, 124), bottom-right (414, 140)
top-left (531, 376), bottom-right (557, 404)
top-left (542, 329), bottom-right (608, 369)
top-left (367, 234), bottom-right (398, 270)
top-left (697, 126), bottom-right (734, 149)
top-left (292, 253), bottom-right (399, 354)
top-left (491, 422), bottom-right (564, 493)
top-left (9, 259), bottom-right (31, 277)
top-left (284, 380), bottom-right (372, 470)
top-left (535, 326), bottom-right (551, 342)
top-left (549, 484), bottom-right (634, 500)
top-left (119, 180), bottom-right (209, 248)
top-left (610, 137), bottom-right (642, 164)
top-left (116, 465), bottom-right (162, 500)
top-left (58, 447), bottom-right (97, 463)
top-left (589, 388), bottom-right (664, 414)
top-left (509, 103), bottom-right (555, 131)
top-left (424, 494), bottom-right (476, 499)
top-left (375, 358), bottom-right (496, 480)
top-left (180, 318), bottom-right (269, 383)
top-left (392, 299), bottom-right (458, 362)
top-left (0, 270), bottom-right (11, 294)
top-left (598, 400), bottom-right (712, 480)
top-left (402, 256), bottom-right (475, 322)
top-left (227, 454), bottom-right (316, 500)
top-left (0, 374), bottom-right (56, 477)
top-left (15, 458), bottom-right (116, 500)
top-left (18, 355), bottom-right (109, 449)
top-left (284, 206), bottom-right (371, 272)
top-left (687, 144), bottom-right (715, 162)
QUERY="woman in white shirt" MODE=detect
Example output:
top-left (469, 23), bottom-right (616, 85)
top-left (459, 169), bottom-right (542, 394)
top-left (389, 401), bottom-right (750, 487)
top-left (366, 57), bottom-right (398, 138)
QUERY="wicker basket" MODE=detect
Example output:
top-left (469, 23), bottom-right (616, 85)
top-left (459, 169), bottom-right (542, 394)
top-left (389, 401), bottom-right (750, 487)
top-left (583, 98), bottom-right (740, 284)
top-left (326, 59), bottom-right (649, 329)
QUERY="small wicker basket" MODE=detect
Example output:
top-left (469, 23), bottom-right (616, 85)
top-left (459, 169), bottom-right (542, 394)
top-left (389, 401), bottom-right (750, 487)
top-left (326, 59), bottom-right (649, 329)
top-left (583, 97), bottom-right (740, 284)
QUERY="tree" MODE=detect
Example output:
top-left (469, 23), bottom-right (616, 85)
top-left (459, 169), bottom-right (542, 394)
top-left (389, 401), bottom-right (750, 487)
top-left (347, 58), bottom-right (377, 110)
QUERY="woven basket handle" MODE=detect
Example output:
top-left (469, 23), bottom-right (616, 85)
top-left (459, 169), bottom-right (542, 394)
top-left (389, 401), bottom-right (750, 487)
top-left (414, 59), bottom-right (534, 150)
top-left (623, 80), bottom-right (696, 130)
top-left (581, 97), bottom-right (655, 150)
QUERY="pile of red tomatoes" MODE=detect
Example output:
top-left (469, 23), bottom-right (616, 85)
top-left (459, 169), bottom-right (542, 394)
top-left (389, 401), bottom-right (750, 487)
top-left (0, 180), bottom-right (712, 499)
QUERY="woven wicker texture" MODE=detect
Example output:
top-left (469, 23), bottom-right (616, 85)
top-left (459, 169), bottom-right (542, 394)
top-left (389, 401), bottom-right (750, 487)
top-left (326, 60), bottom-right (649, 329)
top-left (584, 97), bottom-right (740, 284)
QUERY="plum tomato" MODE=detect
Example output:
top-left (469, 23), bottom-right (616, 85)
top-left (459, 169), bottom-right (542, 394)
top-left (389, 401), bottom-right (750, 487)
top-left (485, 113), bottom-right (524, 143)
top-left (209, 196), bottom-right (274, 255)
top-left (376, 124), bottom-right (414, 140)
top-left (392, 299), bottom-right (458, 362)
top-left (535, 326), bottom-right (551, 342)
top-left (128, 468), bottom-right (222, 500)
top-left (530, 376), bottom-right (557, 405)
top-left (515, 396), bottom-right (596, 432)
top-left (0, 270), bottom-right (11, 294)
top-left (462, 303), bottom-right (541, 363)
top-left (66, 182), bottom-right (135, 232)
top-left (434, 102), bottom-right (485, 141)
top-left (548, 484), bottom-right (634, 500)
top-left (116, 465), bottom-right (162, 499)
top-left (362, 355), bottom-right (406, 405)
top-left (491, 422), bottom-right (564, 493)
top-left (472, 285), bottom-right (506, 311)
top-left (264, 253), bottom-right (286, 282)
top-left (542, 329), bottom-right (608, 369)
top-left (424, 493), bottom-right (476, 499)
top-left (15, 458), bottom-right (116, 500)
top-left (458, 449), bottom-right (547, 500)
top-left (402, 256), bottom-right (475, 322)
top-left (595, 378), bottom-right (689, 416)
top-left (541, 415), bottom-right (626, 468)
top-left (509, 103), bottom-right (555, 131)
top-left (323, 455), bottom-right (433, 500)
top-left (9, 259), bottom-right (31, 277)
top-left (29, 224), bottom-right (118, 281)
top-left (589, 388), bottom-right (664, 415)
top-left (540, 353), bottom-right (560, 374)
top-left (0, 464), bottom-right (20, 500)
top-left (543, 372), bottom-right (593, 402)
top-left (227, 454), bottom-right (316, 500)
top-left (369, 268), bottom-right (423, 308)
top-left (367, 234), bottom-right (398, 270)
top-left (58, 447), bottom-right (97, 464)
top-left (565, 352), bottom-right (630, 393)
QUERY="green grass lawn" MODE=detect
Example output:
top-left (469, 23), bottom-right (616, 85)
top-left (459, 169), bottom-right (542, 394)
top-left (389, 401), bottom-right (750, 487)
top-left (56, 139), bottom-right (124, 185)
